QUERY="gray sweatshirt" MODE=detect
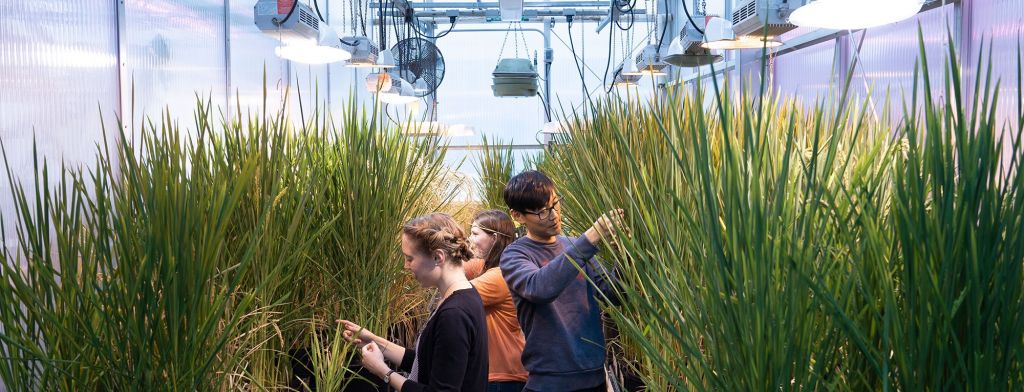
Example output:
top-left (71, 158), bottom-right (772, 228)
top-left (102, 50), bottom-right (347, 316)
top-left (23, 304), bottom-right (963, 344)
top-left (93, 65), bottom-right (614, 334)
top-left (500, 235), bottom-right (619, 392)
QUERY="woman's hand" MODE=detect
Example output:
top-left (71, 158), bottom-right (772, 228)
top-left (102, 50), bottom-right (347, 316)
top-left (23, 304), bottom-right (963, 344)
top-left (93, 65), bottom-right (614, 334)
top-left (336, 319), bottom-right (375, 347)
top-left (360, 342), bottom-right (389, 378)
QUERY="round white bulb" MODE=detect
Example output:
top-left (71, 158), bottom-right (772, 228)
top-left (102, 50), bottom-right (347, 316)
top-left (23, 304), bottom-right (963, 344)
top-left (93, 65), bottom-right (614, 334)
top-left (790, 0), bottom-right (924, 30)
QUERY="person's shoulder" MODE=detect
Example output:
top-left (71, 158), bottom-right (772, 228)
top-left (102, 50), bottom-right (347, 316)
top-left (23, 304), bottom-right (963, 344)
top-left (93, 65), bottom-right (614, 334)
top-left (440, 290), bottom-right (484, 315)
top-left (477, 267), bottom-right (504, 281)
top-left (502, 237), bottom-right (536, 255)
top-left (464, 258), bottom-right (485, 279)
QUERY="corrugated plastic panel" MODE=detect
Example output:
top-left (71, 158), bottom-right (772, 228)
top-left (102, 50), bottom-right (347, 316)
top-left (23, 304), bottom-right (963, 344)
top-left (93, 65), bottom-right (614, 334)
top-left (970, 0), bottom-right (1024, 167)
top-left (773, 39), bottom-right (839, 106)
top-left (849, 4), bottom-right (952, 117)
top-left (125, 0), bottom-right (226, 134)
top-left (0, 0), bottom-right (119, 248)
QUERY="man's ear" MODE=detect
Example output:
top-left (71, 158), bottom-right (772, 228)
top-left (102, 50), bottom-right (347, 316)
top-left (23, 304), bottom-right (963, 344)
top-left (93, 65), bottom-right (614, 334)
top-left (509, 209), bottom-right (526, 225)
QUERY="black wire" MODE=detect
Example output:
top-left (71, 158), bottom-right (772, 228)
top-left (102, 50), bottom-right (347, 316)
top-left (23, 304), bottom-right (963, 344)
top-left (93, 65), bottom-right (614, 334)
top-left (614, 8), bottom-right (635, 31)
top-left (379, 0), bottom-right (386, 48)
top-left (391, 4), bottom-right (408, 76)
top-left (273, 0), bottom-right (299, 26)
top-left (392, 5), bottom-right (405, 50)
top-left (681, 0), bottom-right (704, 35)
top-left (602, 24), bottom-right (615, 90)
top-left (359, 0), bottom-right (367, 36)
top-left (616, 0), bottom-right (636, 13)
top-left (567, 17), bottom-right (594, 110)
top-left (606, 67), bottom-right (621, 94)
top-left (655, 0), bottom-right (670, 52)
top-left (407, 12), bottom-right (456, 40)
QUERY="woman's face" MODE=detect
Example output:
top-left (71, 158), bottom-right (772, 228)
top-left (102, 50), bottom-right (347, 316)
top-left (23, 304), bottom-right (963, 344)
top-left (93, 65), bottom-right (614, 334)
top-left (401, 234), bottom-right (441, 288)
top-left (468, 224), bottom-right (496, 260)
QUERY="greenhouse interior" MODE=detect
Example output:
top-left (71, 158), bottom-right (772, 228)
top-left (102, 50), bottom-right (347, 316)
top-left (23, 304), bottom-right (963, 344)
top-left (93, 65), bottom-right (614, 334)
top-left (1, 0), bottom-right (1023, 390)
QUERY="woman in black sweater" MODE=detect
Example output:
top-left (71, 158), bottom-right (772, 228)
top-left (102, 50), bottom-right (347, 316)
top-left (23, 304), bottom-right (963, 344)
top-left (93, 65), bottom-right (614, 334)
top-left (339, 213), bottom-right (488, 392)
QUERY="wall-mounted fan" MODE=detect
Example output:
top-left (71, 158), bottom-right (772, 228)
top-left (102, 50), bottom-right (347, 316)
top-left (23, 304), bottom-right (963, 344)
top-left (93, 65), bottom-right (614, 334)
top-left (389, 37), bottom-right (445, 97)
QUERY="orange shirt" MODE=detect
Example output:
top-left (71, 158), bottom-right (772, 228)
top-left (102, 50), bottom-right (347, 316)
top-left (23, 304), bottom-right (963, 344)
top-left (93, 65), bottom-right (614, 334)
top-left (464, 258), bottom-right (485, 280)
top-left (467, 260), bottom-right (529, 382)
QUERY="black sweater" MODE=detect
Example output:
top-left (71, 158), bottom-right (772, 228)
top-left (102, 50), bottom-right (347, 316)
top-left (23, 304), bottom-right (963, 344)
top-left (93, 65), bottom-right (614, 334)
top-left (399, 288), bottom-right (488, 392)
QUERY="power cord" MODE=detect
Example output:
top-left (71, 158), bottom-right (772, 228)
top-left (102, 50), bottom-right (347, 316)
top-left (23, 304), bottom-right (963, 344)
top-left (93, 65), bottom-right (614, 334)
top-left (407, 9), bottom-right (457, 40)
top-left (602, 23), bottom-right (615, 89)
top-left (272, 0), bottom-right (299, 26)
top-left (566, 15), bottom-right (595, 110)
top-left (681, 0), bottom-right (704, 35)
top-left (654, 0), bottom-right (670, 51)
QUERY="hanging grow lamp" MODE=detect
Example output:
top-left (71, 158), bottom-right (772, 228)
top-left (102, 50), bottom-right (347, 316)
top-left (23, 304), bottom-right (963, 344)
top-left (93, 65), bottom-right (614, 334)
top-left (789, 0), bottom-right (925, 30)
top-left (701, 16), bottom-right (783, 50)
top-left (379, 78), bottom-right (418, 105)
top-left (622, 44), bottom-right (668, 76)
top-left (663, 15), bottom-right (723, 67)
top-left (342, 36), bottom-right (394, 68)
top-left (612, 61), bottom-right (642, 86)
top-left (274, 27), bottom-right (352, 64)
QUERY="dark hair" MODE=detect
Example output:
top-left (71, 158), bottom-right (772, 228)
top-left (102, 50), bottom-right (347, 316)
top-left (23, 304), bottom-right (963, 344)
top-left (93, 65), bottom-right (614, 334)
top-left (402, 213), bottom-right (475, 265)
top-left (472, 210), bottom-right (517, 270)
top-left (503, 170), bottom-right (556, 212)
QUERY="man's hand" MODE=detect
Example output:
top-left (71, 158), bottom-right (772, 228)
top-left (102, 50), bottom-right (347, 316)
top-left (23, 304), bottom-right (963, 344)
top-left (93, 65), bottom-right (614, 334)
top-left (585, 209), bottom-right (626, 245)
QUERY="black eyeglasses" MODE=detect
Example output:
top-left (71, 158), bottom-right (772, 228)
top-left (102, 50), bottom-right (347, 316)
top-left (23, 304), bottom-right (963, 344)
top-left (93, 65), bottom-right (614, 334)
top-left (522, 196), bottom-right (562, 221)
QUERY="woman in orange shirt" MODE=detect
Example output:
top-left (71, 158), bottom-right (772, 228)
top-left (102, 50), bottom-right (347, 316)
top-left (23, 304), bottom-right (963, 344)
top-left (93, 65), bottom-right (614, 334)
top-left (464, 210), bottom-right (529, 392)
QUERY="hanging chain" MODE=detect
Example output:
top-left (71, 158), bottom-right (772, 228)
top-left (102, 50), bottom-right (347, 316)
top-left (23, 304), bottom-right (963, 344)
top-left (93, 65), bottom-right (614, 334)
top-left (620, 28), bottom-right (628, 66)
top-left (646, 0), bottom-right (654, 43)
top-left (514, 23), bottom-right (520, 57)
top-left (497, 22), bottom-right (514, 61)
top-left (518, 22), bottom-right (530, 59)
top-left (701, 0), bottom-right (706, 14)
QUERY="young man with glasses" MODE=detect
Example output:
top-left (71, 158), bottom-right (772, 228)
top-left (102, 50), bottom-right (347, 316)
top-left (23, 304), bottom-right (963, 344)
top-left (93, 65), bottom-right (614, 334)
top-left (499, 170), bottom-right (623, 392)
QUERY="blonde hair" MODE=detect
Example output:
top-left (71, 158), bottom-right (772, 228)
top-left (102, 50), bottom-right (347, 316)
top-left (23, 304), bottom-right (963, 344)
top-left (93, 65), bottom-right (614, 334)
top-left (402, 213), bottom-right (474, 264)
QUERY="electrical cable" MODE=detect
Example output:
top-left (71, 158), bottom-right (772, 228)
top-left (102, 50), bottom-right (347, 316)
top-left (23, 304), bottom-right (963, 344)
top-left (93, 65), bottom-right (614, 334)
top-left (602, 24), bottom-right (615, 90)
top-left (606, 67), bottom-right (621, 94)
top-left (406, 9), bottom-right (457, 39)
top-left (655, 0), bottom-right (670, 51)
top-left (614, 7), bottom-right (635, 31)
top-left (566, 16), bottom-right (595, 110)
top-left (379, 0), bottom-right (386, 49)
top-left (616, 0), bottom-right (637, 13)
top-left (273, 0), bottom-right (299, 26)
top-left (681, 0), bottom-right (704, 35)
top-left (358, 0), bottom-right (367, 36)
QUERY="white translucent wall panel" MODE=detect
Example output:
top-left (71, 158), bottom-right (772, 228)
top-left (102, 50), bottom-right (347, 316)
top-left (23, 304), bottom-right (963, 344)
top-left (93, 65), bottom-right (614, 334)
top-left (228, 0), bottom-right (289, 114)
top-left (849, 4), bottom-right (952, 117)
top-left (288, 63), bottom-right (331, 122)
top-left (729, 49), bottom-right (772, 97)
top-left (0, 1), bottom-right (119, 248)
top-left (971, 0), bottom-right (1024, 168)
top-left (126, 0), bottom-right (226, 134)
top-left (773, 40), bottom-right (839, 105)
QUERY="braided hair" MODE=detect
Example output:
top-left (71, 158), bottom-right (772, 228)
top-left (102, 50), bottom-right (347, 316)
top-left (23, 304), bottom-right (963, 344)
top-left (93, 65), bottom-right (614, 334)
top-left (402, 213), bottom-right (475, 265)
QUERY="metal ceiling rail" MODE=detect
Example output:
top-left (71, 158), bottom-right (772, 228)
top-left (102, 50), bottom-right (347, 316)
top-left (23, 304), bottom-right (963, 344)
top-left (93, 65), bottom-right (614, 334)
top-left (394, 9), bottom-right (645, 20)
top-left (444, 143), bottom-right (546, 151)
top-left (370, 0), bottom-right (643, 22)
top-left (395, 1), bottom-right (614, 8)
